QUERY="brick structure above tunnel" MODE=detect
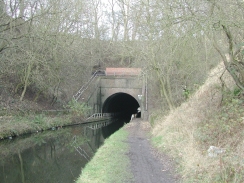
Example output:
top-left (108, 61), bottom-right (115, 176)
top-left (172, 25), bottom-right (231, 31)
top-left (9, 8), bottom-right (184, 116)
top-left (105, 68), bottom-right (141, 76)
top-left (83, 67), bottom-right (148, 120)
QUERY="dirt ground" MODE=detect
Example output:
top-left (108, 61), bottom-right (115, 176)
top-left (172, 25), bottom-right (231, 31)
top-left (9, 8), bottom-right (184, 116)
top-left (124, 119), bottom-right (180, 183)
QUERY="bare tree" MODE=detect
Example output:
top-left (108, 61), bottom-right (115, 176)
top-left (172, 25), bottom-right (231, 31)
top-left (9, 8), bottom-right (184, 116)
top-left (206, 0), bottom-right (244, 90)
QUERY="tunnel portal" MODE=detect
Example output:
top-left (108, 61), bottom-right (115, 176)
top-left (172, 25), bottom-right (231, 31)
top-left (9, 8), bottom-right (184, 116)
top-left (102, 92), bottom-right (140, 121)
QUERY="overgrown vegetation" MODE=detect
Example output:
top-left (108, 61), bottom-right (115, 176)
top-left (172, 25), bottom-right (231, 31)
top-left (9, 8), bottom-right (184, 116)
top-left (195, 91), bottom-right (244, 182)
top-left (66, 99), bottom-right (91, 120)
top-left (152, 66), bottom-right (244, 182)
top-left (76, 126), bottom-right (133, 183)
top-left (1, 0), bottom-right (243, 105)
top-left (0, 98), bottom-right (94, 139)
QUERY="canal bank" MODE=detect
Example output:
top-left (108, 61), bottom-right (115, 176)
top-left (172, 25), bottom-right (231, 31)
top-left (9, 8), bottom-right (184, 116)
top-left (76, 124), bottom-right (133, 183)
top-left (0, 119), bottom-right (123, 183)
top-left (0, 112), bottom-right (114, 140)
top-left (76, 119), bottom-right (179, 183)
top-left (0, 113), bottom-right (75, 139)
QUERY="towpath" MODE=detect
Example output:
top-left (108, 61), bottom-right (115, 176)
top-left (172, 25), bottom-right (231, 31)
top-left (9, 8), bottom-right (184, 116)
top-left (124, 119), bottom-right (180, 183)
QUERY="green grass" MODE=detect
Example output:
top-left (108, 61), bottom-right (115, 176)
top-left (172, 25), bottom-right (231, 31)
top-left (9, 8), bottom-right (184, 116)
top-left (76, 126), bottom-right (134, 183)
top-left (0, 114), bottom-right (74, 139)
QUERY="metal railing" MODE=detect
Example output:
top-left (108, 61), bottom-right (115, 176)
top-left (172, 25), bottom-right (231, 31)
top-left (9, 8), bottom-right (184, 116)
top-left (73, 70), bottom-right (105, 101)
top-left (86, 113), bottom-right (117, 120)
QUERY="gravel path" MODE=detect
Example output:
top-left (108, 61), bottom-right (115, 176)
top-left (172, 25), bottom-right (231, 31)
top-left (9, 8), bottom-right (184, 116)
top-left (124, 119), bottom-right (180, 183)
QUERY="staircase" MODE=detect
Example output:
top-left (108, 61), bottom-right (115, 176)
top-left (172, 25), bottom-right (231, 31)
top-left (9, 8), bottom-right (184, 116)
top-left (72, 70), bottom-right (110, 120)
top-left (73, 70), bottom-right (104, 102)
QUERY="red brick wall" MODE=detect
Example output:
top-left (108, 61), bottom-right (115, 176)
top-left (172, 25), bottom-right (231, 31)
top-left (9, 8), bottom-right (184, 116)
top-left (105, 68), bottom-right (141, 76)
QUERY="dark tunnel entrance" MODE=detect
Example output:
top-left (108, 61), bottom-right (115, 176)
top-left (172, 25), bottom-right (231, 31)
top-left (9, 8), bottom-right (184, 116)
top-left (102, 92), bottom-right (140, 121)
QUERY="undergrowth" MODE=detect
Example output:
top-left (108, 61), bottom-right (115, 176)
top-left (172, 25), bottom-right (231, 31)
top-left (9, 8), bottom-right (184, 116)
top-left (0, 100), bottom-right (91, 139)
top-left (65, 99), bottom-right (91, 122)
top-left (195, 91), bottom-right (244, 182)
top-left (151, 64), bottom-right (244, 183)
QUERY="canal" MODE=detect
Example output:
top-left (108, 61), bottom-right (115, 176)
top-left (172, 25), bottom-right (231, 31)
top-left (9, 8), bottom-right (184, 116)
top-left (0, 119), bottom-right (125, 183)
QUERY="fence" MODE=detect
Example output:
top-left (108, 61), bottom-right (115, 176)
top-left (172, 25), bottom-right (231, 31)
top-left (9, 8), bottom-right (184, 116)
top-left (86, 113), bottom-right (119, 120)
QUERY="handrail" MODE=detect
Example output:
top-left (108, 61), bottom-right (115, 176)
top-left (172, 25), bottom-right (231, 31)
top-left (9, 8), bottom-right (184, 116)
top-left (73, 70), bottom-right (105, 101)
top-left (86, 113), bottom-right (118, 120)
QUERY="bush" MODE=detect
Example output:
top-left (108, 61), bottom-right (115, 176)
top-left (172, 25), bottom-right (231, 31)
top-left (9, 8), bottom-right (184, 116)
top-left (66, 99), bottom-right (91, 119)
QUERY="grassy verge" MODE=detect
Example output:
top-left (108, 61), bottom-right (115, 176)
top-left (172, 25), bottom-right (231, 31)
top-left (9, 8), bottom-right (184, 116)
top-left (0, 95), bottom-right (90, 139)
top-left (151, 66), bottom-right (244, 182)
top-left (76, 126), bottom-right (133, 183)
top-left (0, 113), bottom-right (78, 139)
top-left (152, 95), bottom-right (244, 182)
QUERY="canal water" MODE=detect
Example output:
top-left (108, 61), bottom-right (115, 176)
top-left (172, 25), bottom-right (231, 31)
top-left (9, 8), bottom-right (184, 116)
top-left (0, 119), bottom-right (124, 183)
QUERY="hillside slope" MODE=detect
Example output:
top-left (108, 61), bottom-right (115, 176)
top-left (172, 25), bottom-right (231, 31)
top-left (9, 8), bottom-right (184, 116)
top-left (152, 63), bottom-right (244, 182)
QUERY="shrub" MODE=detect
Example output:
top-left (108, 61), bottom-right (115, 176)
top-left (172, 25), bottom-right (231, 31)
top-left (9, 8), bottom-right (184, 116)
top-left (66, 99), bottom-right (91, 119)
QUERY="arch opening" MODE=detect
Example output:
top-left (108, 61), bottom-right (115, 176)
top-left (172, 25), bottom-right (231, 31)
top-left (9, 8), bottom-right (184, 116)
top-left (102, 92), bottom-right (140, 121)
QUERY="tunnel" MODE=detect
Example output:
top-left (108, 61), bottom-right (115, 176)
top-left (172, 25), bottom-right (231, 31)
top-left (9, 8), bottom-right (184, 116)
top-left (102, 92), bottom-right (140, 121)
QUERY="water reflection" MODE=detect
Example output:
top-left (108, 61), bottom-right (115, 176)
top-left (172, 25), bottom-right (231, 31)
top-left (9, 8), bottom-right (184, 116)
top-left (0, 119), bottom-right (118, 183)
